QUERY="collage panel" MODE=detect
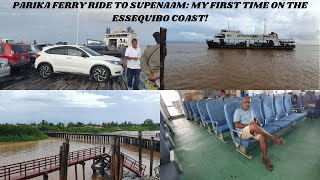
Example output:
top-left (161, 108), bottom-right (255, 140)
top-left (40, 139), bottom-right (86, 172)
top-left (161, 0), bottom-right (320, 89)
top-left (160, 90), bottom-right (320, 179)
top-left (0, 0), bottom-right (160, 90)
top-left (0, 90), bottom-right (161, 179)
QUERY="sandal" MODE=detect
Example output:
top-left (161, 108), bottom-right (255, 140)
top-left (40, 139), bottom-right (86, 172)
top-left (263, 158), bottom-right (273, 171)
top-left (270, 136), bottom-right (285, 145)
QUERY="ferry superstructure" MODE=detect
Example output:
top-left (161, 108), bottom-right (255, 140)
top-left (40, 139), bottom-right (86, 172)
top-left (206, 29), bottom-right (295, 50)
top-left (104, 27), bottom-right (137, 49)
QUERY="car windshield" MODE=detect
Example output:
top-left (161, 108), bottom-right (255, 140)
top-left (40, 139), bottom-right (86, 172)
top-left (23, 45), bottom-right (31, 51)
top-left (12, 45), bottom-right (26, 54)
top-left (80, 46), bottom-right (102, 56)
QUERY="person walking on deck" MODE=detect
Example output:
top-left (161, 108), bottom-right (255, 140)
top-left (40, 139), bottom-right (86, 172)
top-left (125, 39), bottom-right (142, 90)
top-left (234, 97), bottom-right (285, 171)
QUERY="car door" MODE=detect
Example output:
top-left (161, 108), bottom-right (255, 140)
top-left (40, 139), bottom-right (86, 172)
top-left (45, 47), bottom-right (68, 72)
top-left (65, 47), bottom-right (91, 74)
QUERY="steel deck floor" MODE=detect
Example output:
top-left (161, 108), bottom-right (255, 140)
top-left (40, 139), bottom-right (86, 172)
top-left (171, 117), bottom-right (320, 180)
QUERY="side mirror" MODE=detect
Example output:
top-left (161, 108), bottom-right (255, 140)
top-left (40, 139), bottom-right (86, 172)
top-left (81, 52), bottom-right (87, 57)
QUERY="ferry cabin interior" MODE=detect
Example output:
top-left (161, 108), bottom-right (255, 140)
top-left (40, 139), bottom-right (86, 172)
top-left (160, 90), bottom-right (320, 180)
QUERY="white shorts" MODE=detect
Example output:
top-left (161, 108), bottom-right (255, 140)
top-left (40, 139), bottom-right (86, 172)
top-left (241, 125), bottom-right (261, 140)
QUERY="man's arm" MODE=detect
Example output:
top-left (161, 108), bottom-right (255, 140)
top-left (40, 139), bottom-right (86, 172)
top-left (140, 52), bottom-right (152, 75)
top-left (125, 48), bottom-right (138, 61)
top-left (235, 122), bottom-right (248, 129)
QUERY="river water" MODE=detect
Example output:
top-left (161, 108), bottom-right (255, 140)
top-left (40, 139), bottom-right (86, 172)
top-left (164, 43), bottom-right (320, 89)
top-left (0, 137), bottom-right (160, 179)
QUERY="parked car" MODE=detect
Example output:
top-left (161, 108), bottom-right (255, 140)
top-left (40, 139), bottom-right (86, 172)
top-left (34, 45), bottom-right (123, 82)
top-left (23, 44), bottom-right (49, 64)
top-left (0, 43), bottom-right (30, 68)
top-left (0, 58), bottom-right (10, 77)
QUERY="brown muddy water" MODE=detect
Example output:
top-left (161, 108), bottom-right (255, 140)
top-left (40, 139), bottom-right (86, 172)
top-left (0, 137), bottom-right (160, 180)
top-left (164, 43), bottom-right (320, 89)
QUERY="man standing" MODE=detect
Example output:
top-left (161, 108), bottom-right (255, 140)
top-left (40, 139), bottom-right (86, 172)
top-left (234, 97), bottom-right (285, 171)
top-left (125, 39), bottom-right (142, 90)
top-left (140, 32), bottom-right (160, 86)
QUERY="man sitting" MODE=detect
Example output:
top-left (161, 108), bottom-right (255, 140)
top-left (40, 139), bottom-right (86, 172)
top-left (234, 97), bottom-right (285, 171)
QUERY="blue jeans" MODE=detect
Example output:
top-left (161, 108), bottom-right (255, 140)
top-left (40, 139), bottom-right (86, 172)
top-left (127, 68), bottom-right (141, 90)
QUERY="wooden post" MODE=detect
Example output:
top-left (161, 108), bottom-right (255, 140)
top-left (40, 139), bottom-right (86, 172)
top-left (75, 164), bottom-right (78, 180)
top-left (43, 173), bottom-right (48, 180)
top-left (149, 137), bottom-right (154, 177)
top-left (59, 139), bottom-right (69, 180)
top-left (110, 136), bottom-right (123, 180)
top-left (81, 162), bottom-right (85, 180)
top-left (160, 27), bottom-right (167, 90)
top-left (138, 131), bottom-right (142, 172)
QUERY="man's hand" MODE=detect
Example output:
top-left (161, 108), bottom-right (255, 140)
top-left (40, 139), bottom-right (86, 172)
top-left (254, 118), bottom-right (262, 127)
top-left (148, 74), bottom-right (156, 80)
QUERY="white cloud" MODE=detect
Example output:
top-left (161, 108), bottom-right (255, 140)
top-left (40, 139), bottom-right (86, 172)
top-left (121, 91), bottom-right (159, 103)
top-left (0, 90), bottom-right (114, 109)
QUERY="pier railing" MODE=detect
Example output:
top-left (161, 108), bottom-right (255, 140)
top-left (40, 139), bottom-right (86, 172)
top-left (0, 146), bottom-right (102, 180)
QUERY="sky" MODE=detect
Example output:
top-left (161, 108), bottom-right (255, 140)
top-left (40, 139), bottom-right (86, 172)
top-left (0, 0), bottom-right (160, 45)
top-left (0, 90), bottom-right (160, 125)
top-left (161, 0), bottom-right (320, 45)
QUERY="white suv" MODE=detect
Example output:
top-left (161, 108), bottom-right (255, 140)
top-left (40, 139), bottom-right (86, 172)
top-left (34, 45), bottom-right (123, 82)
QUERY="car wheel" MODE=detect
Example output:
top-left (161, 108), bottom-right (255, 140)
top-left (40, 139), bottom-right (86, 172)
top-left (39, 63), bottom-right (53, 78)
top-left (91, 66), bottom-right (110, 82)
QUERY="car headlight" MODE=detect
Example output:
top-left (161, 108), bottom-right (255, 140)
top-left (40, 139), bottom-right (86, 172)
top-left (108, 61), bottom-right (122, 65)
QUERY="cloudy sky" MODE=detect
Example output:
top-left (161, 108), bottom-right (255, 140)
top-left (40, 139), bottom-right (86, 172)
top-left (0, 0), bottom-right (160, 45)
top-left (161, 0), bottom-right (320, 44)
top-left (0, 90), bottom-right (160, 124)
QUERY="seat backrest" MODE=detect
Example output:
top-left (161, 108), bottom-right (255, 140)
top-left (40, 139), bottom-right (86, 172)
top-left (197, 99), bottom-right (211, 121)
top-left (261, 95), bottom-right (277, 123)
top-left (298, 92), bottom-right (303, 109)
top-left (160, 111), bottom-right (165, 125)
top-left (206, 99), bottom-right (227, 125)
top-left (223, 98), bottom-right (237, 103)
top-left (251, 98), bottom-right (265, 126)
top-left (283, 94), bottom-right (293, 114)
top-left (224, 101), bottom-right (242, 132)
top-left (260, 94), bottom-right (268, 99)
top-left (182, 101), bottom-right (188, 113)
top-left (160, 134), bottom-right (171, 165)
top-left (186, 101), bottom-right (192, 113)
top-left (190, 100), bottom-right (201, 117)
top-left (273, 94), bottom-right (286, 118)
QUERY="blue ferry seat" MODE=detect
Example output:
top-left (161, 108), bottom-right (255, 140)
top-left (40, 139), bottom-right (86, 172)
top-left (261, 95), bottom-right (292, 129)
top-left (186, 101), bottom-right (193, 120)
top-left (160, 135), bottom-right (182, 180)
top-left (283, 94), bottom-right (306, 120)
top-left (251, 98), bottom-right (280, 134)
top-left (161, 111), bottom-right (174, 135)
top-left (224, 101), bottom-right (257, 159)
top-left (161, 124), bottom-right (175, 150)
top-left (273, 94), bottom-right (301, 123)
top-left (190, 100), bottom-right (201, 124)
top-left (182, 101), bottom-right (190, 120)
top-left (206, 99), bottom-right (230, 143)
top-left (197, 99), bottom-right (213, 131)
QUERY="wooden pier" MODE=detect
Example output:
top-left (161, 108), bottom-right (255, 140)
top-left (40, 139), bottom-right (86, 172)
top-left (45, 132), bottom-right (160, 151)
top-left (0, 146), bottom-right (146, 180)
top-left (0, 68), bottom-right (127, 90)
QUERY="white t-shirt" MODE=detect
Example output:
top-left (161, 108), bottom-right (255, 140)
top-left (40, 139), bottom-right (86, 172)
top-left (125, 46), bottom-right (142, 69)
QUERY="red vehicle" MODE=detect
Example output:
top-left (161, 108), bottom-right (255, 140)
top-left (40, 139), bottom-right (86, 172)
top-left (0, 43), bottom-right (30, 68)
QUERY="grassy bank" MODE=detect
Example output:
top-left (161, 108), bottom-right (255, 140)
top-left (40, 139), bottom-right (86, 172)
top-left (0, 124), bottom-right (48, 142)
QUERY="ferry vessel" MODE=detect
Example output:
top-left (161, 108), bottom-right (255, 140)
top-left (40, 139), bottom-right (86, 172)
top-left (104, 27), bottom-right (137, 49)
top-left (206, 29), bottom-right (295, 50)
